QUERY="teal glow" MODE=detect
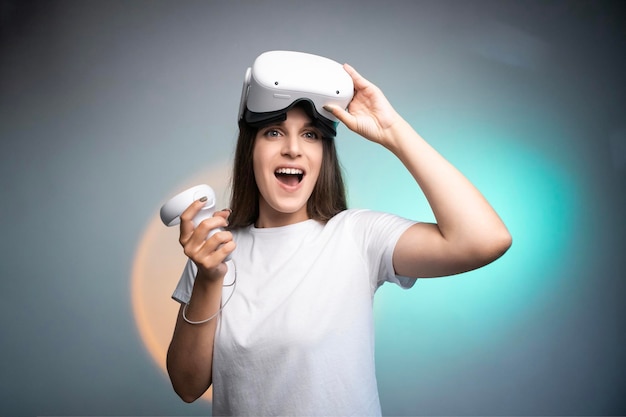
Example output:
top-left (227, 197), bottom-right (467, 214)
top-left (336, 118), bottom-right (585, 361)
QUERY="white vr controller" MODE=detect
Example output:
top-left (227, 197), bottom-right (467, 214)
top-left (160, 184), bottom-right (231, 261)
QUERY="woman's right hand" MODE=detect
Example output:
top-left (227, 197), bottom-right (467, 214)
top-left (178, 199), bottom-right (235, 282)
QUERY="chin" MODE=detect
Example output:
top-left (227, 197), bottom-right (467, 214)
top-left (261, 195), bottom-right (309, 218)
top-left (274, 202), bottom-right (308, 215)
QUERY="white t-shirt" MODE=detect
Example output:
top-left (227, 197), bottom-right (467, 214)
top-left (172, 209), bottom-right (417, 416)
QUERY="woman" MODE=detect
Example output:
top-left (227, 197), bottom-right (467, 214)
top-left (166, 61), bottom-right (512, 416)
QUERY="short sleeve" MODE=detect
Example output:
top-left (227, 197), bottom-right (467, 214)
top-left (171, 258), bottom-right (197, 304)
top-left (343, 210), bottom-right (418, 290)
top-left (376, 214), bottom-right (418, 290)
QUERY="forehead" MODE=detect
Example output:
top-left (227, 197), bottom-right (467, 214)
top-left (284, 107), bottom-right (314, 124)
top-left (263, 107), bottom-right (314, 128)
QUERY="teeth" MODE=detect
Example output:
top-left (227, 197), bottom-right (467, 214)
top-left (275, 168), bottom-right (303, 175)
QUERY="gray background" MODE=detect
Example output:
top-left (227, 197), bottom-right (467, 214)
top-left (1, 0), bottom-right (624, 416)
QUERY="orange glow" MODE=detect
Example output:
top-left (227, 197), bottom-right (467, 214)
top-left (131, 163), bottom-right (232, 404)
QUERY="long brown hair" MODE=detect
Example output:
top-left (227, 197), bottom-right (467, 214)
top-left (228, 113), bottom-right (347, 229)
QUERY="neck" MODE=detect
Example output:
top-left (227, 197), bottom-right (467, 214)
top-left (255, 201), bottom-right (310, 228)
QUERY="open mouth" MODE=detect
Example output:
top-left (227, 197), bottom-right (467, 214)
top-left (275, 167), bottom-right (304, 187)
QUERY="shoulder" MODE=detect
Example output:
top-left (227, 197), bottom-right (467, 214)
top-left (324, 209), bottom-right (369, 231)
top-left (324, 210), bottom-right (417, 251)
top-left (329, 208), bottom-right (415, 230)
top-left (327, 208), bottom-right (376, 225)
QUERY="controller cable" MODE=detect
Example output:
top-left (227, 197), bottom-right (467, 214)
top-left (182, 259), bottom-right (237, 325)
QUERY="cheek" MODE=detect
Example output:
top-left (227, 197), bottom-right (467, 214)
top-left (310, 144), bottom-right (324, 175)
top-left (252, 143), bottom-right (268, 181)
top-left (252, 160), bottom-right (268, 193)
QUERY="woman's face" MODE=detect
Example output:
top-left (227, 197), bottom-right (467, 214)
top-left (253, 107), bottom-right (324, 227)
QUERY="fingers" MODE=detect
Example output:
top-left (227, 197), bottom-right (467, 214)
top-left (323, 104), bottom-right (356, 130)
top-left (213, 208), bottom-right (232, 222)
top-left (188, 226), bottom-right (234, 265)
top-left (179, 200), bottom-right (234, 257)
top-left (343, 63), bottom-right (372, 90)
top-left (178, 199), bottom-right (208, 245)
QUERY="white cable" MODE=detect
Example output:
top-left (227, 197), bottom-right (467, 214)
top-left (182, 260), bottom-right (237, 325)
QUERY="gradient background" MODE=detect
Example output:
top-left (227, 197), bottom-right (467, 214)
top-left (1, 1), bottom-right (625, 416)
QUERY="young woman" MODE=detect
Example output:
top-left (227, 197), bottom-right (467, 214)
top-left (166, 62), bottom-right (512, 416)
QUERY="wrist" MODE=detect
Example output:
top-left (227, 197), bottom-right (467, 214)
top-left (195, 262), bottom-right (228, 284)
top-left (185, 272), bottom-right (226, 325)
top-left (194, 268), bottom-right (226, 290)
top-left (185, 263), bottom-right (236, 325)
top-left (381, 117), bottom-right (419, 154)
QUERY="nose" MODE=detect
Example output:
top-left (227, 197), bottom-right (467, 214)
top-left (281, 133), bottom-right (302, 158)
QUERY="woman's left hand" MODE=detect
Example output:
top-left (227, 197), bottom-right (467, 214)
top-left (324, 63), bottom-right (403, 147)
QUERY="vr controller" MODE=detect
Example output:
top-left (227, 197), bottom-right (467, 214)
top-left (160, 184), bottom-right (231, 261)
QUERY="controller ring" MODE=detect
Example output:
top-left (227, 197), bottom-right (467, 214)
top-left (159, 184), bottom-right (215, 227)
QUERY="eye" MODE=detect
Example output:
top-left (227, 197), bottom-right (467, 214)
top-left (263, 128), bottom-right (282, 138)
top-left (302, 130), bottom-right (320, 141)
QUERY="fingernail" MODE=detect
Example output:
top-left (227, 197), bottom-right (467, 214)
top-left (323, 105), bottom-right (334, 113)
top-left (222, 208), bottom-right (232, 213)
top-left (199, 196), bottom-right (208, 202)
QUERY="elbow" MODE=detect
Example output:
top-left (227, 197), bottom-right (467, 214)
top-left (170, 377), bottom-right (209, 404)
top-left (167, 358), bottom-right (211, 404)
top-left (499, 227), bottom-right (513, 254)
top-left (502, 230), bottom-right (513, 253)
top-left (478, 227), bottom-right (512, 266)
top-left (178, 391), bottom-right (202, 404)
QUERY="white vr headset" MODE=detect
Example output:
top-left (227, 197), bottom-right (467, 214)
top-left (238, 50), bottom-right (354, 138)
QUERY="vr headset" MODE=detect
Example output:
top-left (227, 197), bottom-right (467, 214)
top-left (238, 50), bottom-right (354, 138)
